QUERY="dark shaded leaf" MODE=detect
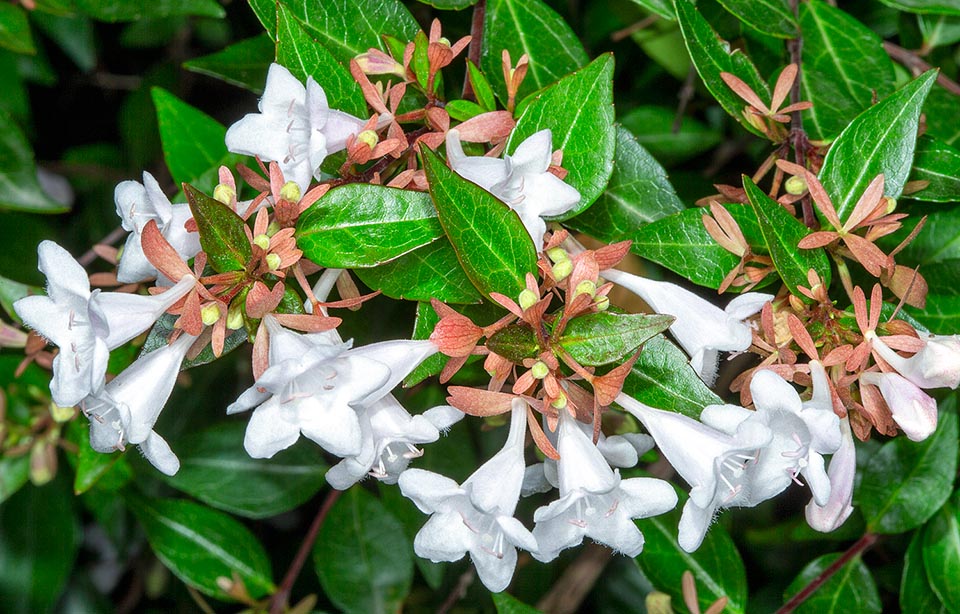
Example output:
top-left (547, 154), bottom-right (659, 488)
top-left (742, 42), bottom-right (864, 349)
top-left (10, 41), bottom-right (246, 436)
top-left (184, 34), bottom-right (274, 93)
top-left (716, 0), bottom-right (797, 38)
top-left (908, 135), bottom-right (960, 202)
top-left (184, 183), bottom-right (252, 273)
top-left (783, 553), bottom-right (881, 614)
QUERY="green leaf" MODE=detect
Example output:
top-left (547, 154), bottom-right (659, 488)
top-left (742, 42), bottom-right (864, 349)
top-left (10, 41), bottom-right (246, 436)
top-left (0, 455), bottom-right (29, 505)
top-left (0, 109), bottom-right (69, 213)
top-left (716, 0), bottom-right (797, 38)
top-left (906, 293), bottom-right (960, 334)
top-left (423, 147), bottom-right (537, 298)
top-left (161, 422), bottom-right (328, 519)
top-left (925, 86), bottom-right (960, 147)
top-left (922, 493), bottom-right (960, 612)
top-left (507, 55), bottom-right (616, 218)
top-left (493, 592), bottom-right (543, 613)
top-left (674, 0), bottom-right (770, 137)
top-left (568, 126), bottom-right (684, 243)
top-left (296, 184), bottom-right (443, 268)
top-left (31, 10), bottom-right (96, 71)
top-left (559, 312), bottom-right (674, 366)
top-left (0, 476), bottom-right (80, 612)
top-left (745, 176), bottom-right (831, 298)
top-left (151, 87), bottom-right (232, 189)
top-left (901, 527), bottom-right (950, 613)
top-left (184, 34), bottom-right (273, 93)
top-left (0, 274), bottom-right (37, 321)
top-left (128, 495), bottom-right (275, 599)
top-left (620, 106), bottom-right (723, 167)
top-left (313, 487), bottom-right (413, 614)
top-left (636, 507), bottom-right (748, 614)
top-left (67, 420), bottom-right (132, 495)
top-left (783, 553), bottom-right (881, 614)
top-left (0, 4), bottom-right (35, 54)
top-left (276, 5), bottom-right (367, 117)
top-left (630, 204), bottom-right (767, 291)
top-left (908, 135), bottom-right (960, 202)
top-left (184, 183), bottom-right (252, 273)
top-left (877, 0), bottom-right (960, 16)
top-left (799, 0), bottom-right (897, 141)
top-left (621, 334), bottom-right (723, 418)
top-left (467, 60), bottom-right (496, 112)
top-left (918, 13), bottom-right (960, 48)
top-left (141, 312), bottom-right (249, 368)
top-left (818, 70), bottom-right (938, 223)
top-left (419, 0), bottom-right (477, 8)
top-left (73, 0), bottom-right (225, 21)
top-left (481, 0), bottom-right (589, 101)
top-left (355, 238), bottom-right (483, 304)
top-left (859, 405), bottom-right (958, 534)
top-left (487, 324), bottom-right (540, 363)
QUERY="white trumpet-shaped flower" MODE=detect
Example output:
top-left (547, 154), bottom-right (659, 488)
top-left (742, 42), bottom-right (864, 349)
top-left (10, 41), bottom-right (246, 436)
top-left (860, 371), bottom-right (938, 441)
top-left (114, 172), bottom-right (201, 283)
top-left (868, 331), bottom-right (960, 390)
top-left (14, 241), bottom-right (195, 407)
top-left (399, 398), bottom-right (537, 593)
top-left (225, 63), bottom-right (367, 193)
top-left (532, 409), bottom-right (677, 561)
top-left (81, 333), bottom-right (197, 475)
top-left (806, 416), bottom-right (856, 532)
top-left (602, 268), bottom-right (771, 385)
top-left (446, 129), bottom-right (580, 249)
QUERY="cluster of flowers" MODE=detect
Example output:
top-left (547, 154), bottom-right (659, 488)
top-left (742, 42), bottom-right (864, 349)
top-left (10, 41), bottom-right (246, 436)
top-left (12, 49), bottom-right (960, 595)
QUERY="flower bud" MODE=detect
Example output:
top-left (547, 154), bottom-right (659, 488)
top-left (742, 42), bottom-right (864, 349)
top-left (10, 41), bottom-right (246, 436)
top-left (551, 392), bottom-right (568, 409)
top-left (265, 253), bottom-right (282, 270)
top-left (267, 221), bottom-right (281, 237)
top-left (595, 295), bottom-right (610, 311)
top-left (784, 175), bottom-right (807, 195)
top-left (50, 402), bottom-right (74, 423)
top-left (531, 361), bottom-right (549, 380)
top-left (253, 234), bottom-right (270, 251)
top-left (546, 247), bottom-right (569, 264)
top-left (518, 289), bottom-right (538, 311)
top-left (213, 183), bottom-right (236, 206)
top-left (280, 181), bottom-right (301, 203)
top-left (201, 303), bottom-right (221, 326)
top-left (438, 36), bottom-right (451, 47)
top-left (226, 300), bottom-right (245, 330)
top-left (552, 259), bottom-right (573, 282)
top-left (356, 130), bottom-right (379, 149)
top-left (884, 196), bottom-right (897, 213)
top-left (574, 280), bottom-right (596, 299)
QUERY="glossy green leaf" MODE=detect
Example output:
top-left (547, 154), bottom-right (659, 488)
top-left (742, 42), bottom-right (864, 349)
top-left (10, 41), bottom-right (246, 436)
top-left (128, 495), bottom-right (275, 599)
top-left (908, 136), bottom-right (960, 202)
top-left (152, 87), bottom-right (233, 189)
top-left (507, 55), bottom-right (616, 217)
top-left (877, 0), bottom-right (960, 16)
top-left (487, 324), bottom-right (540, 363)
top-left (919, 13), bottom-right (960, 48)
top-left (297, 184), bottom-right (443, 268)
top-left (68, 421), bottom-right (131, 495)
top-left (184, 34), bottom-right (273, 93)
top-left (559, 312), bottom-right (674, 366)
top-left (922, 493), bottom-right (960, 612)
top-left (276, 5), bottom-right (367, 117)
top-left (377, 484), bottom-right (444, 589)
top-left (0, 109), bottom-right (68, 213)
top-left (493, 592), bottom-right (543, 613)
top-left (716, 0), bottom-right (797, 38)
top-left (418, 0), bottom-right (477, 8)
top-left (630, 204), bottom-right (767, 291)
top-left (783, 553), bottom-right (881, 614)
top-left (405, 302), bottom-right (447, 386)
top-left (568, 126), bottom-right (684, 243)
top-left (313, 487), bottom-right (413, 614)
top-left (627, 0), bottom-right (674, 19)
top-left (799, 0), bottom-right (896, 141)
top-left (885, 205), bottom-right (960, 293)
top-left (621, 334), bottom-right (723, 418)
top-left (0, 455), bottom-right (29, 505)
top-left (674, 0), bottom-right (770, 137)
top-left (636, 507), bottom-right (748, 614)
top-left (745, 176), bottom-right (831, 298)
top-left (355, 238), bottom-right (483, 304)
top-left (925, 86), bottom-right (960, 147)
top-left (481, 0), bottom-right (589, 101)
top-left (423, 147), bottom-right (537, 298)
top-left (0, 4), bottom-right (35, 55)
top-left (184, 183), bottom-right (252, 273)
top-left (620, 106), bottom-right (723, 167)
top-left (162, 422), bottom-right (328, 519)
top-left (818, 70), bottom-right (937, 223)
top-left (901, 527), bottom-right (949, 614)
top-left (467, 60), bottom-right (496, 112)
top-left (859, 406), bottom-right (958, 534)
top-left (74, 0), bottom-right (225, 21)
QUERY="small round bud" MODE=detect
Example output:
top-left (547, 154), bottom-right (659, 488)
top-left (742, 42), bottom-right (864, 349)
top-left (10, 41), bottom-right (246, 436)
top-left (266, 221), bottom-right (281, 237)
top-left (784, 175), bottom-right (807, 195)
top-left (595, 295), bottom-right (610, 311)
top-left (279, 181), bottom-right (301, 203)
top-left (265, 253), bottom-right (282, 270)
top-left (438, 36), bottom-right (451, 47)
top-left (253, 234), bottom-right (270, 251)
top-left (552, 259), bottom-right (573, 282)
top-left (884, 196), bottom-right (897, 213)
top-left (213, 183), bottom-right (236, 205)
top-left (226, 301), bottom-right (244, 330)
top-left (546, 247), bottom-right (569, 264)
top-left (551, 392), bottom-right (568, 409)
top-left (50, 402), bottom-right (74, 423)
top-left (356, 130), bottom-right (379, 149)
top-left (531, 361), bottom-right (549, 380)
top-left (574, 280), bottom-right (596, 299)
top-left (201, 304), bottom-right (221, 326)
top-left (518, 289), bottom-right (538, 311)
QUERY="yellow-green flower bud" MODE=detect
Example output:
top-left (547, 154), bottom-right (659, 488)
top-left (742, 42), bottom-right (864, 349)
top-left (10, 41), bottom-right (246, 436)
top-left (265, 253), bottom-right (282, 270)
top-left (201, 304), bottom-right (221, 326)
top-left (546, 247), bottom-right (569, 264)
top-left (356, 130), bottom-right (379, 149)
top-left (595, 295), bottom-right (610, 311)
top-left (574, 280), bottom-right (596, 299)
top-left (784, 175), bottom-right (807, 195)
top-left (213, 183), bottom-right (236, 205)
top-left (253, 234), bottom-right (270, 251)
top-left (552, 259), bottom-right (573, 282)
top-left (226, 301), bottom-right (245, 330)
top-left (266, 221), bottom-right (281, 237)
top-left (518, 289), bottom-right (538, 311)
top-left (551, 392), bottom-right (568, 409)
top-left (50, 402), bottom-right (74, 423)
top-left (280, 180), bottom-right (301, 203)
top-left (438, 36), bottom-right (451, 47)
top-left (531, 361), bottom-right (549, 380)
top-left (884, 196), bottom-right (897, 213)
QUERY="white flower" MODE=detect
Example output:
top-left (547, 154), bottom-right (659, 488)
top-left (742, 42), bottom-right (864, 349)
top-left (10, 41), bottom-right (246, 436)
top-left (860, 371), bottom-right (938, 441)
top-left (446, 129), bottom-right (580, 249)
top-left (115, 172), bottom-right (201, 283)
top-left (225, 63), bottom-right (367, 193)
top-left (325, 396), bottom-right (463, 490)
top-left (399, 398), bottom-right (537, 592)
top-left (806, 416), bottom-right (855, 532)
top-left (13, 241), bottom-right (194, 407)
top-left (81, 333), bottom-right (197, 475)
top-left (602, 268), bottom-right (771, 385)
top-left (531, 409), bottom-right (677, 561)
top-left (869, 331), bottom-right (960, 390)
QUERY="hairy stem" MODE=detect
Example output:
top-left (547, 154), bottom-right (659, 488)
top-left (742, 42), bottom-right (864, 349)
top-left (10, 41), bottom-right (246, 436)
top-left (461, 0), bottom-right (487, 101)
